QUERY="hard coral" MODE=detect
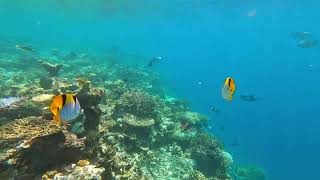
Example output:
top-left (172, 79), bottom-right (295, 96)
top-left (0, 98), bottom-right (46, 122)
top-left (39, 76), bottom-right (53, 90)
top-left (104, 80), bottom-right (128, 99)
top-left (78, 159), bottom-right (90, 167)
top-left (176, 111), bottom-right (208, 127)
top-left (31, 94), bottom-right (54, 104)
top-left (188, 133), bottom-right (231, 179)
top-left (0, 116), bottom-right (60, 150)
top-left (38, 60), bottom-right (63, 77)
top-left (123, 113), bottom-right (155, 128)
top-left (63, 165), bottom-right (105, 180)
top-left (77, 83), bottom-right (104, 132)
top-left (139, 145), bottom-right (196, 179)
top-left (114, 90), bottom-right (158, 119)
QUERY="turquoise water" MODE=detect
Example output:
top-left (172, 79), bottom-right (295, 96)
top-left (1, 0), bottom-right (319, 179)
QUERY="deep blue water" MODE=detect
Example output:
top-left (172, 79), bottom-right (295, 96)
top-left (1, 1), bottom-right (319, 179)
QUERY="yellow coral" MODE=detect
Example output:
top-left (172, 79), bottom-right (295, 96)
top-left (77, 159), bottom-right (90, 167)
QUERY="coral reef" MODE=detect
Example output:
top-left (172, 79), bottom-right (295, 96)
top-left (123, 113), bottom-right (155, 127)
top-left (41, 160), bottom-right (105, 180)
top-left (0, 47), bottom-right (263, 180)
top-left (175, 111), bottom-right (208, 131)
top-left (0, 98), bottom-right (46, 122)
top-left (0, 116), bottom-right (60, 150)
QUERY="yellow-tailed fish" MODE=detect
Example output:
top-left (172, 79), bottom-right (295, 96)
top-left (50, 94), bottom-right (81, 126)
top-left (222, 77), bottom-right (236, 101)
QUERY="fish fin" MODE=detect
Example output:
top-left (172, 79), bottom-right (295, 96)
top-left (53, 115), bottom-right (62, 126)
top-left (50, 95), bottom-right (63, 116)
top-left (50, 105), bottom-right (58, 116)
top-left (222, 86), bottom-right (230, 101)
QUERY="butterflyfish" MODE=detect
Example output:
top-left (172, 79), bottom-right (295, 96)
top-left (222, 77), bottom-right (236, 101)
top-left (50, 94), bottom-right (81, 125)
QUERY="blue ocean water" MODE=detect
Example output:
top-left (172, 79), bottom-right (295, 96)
top-left (1, 0), bottom-right (319, 179)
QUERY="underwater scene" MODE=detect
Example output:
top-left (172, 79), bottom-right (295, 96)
top-left (0, 0), bottom-right (319, 180)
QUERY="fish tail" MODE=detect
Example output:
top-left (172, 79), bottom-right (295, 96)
top-left (53, 115), bottom-right (62, 126)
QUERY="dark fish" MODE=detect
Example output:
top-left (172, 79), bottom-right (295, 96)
top-left (147, 56), bottom-right (163, 67)
top-left (289, 32), bottom-right (310, 40)
top-left (240, 94), bottom-right (259, 102)
top-left (229, 138), bottom-right (240, 147)
top-left (297, 39), bottom-right (318, 48)
top-left (210, 107), bottom-right (221, 115)
top-left (210, 107), bottom-right (219, 112)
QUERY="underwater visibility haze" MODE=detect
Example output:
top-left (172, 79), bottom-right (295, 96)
top-left (0, 0), bottom-right (319, 180)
